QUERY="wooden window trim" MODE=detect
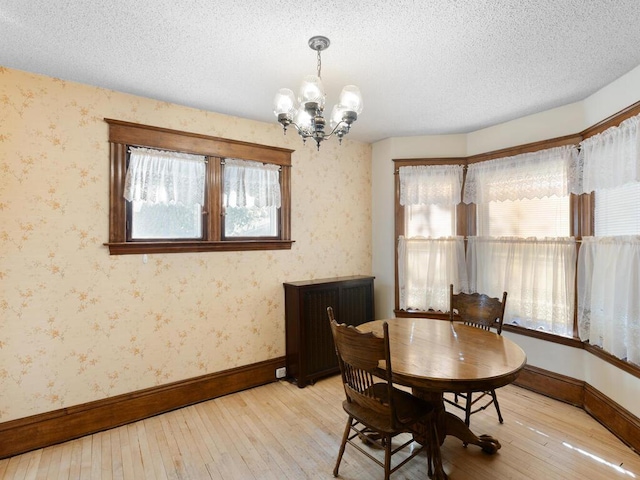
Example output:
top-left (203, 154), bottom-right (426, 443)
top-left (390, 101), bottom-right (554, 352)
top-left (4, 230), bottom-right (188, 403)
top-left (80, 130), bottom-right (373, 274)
top-left (106, 240), bottom-right (294, 255)
top-left (105, 119), bottom-right (294, 254)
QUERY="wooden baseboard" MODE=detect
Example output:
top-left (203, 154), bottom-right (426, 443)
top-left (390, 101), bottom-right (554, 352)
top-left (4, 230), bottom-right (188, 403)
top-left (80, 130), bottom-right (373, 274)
top-left (514, 364), bottom-right (640, 454)
top-left (3, 358), bottom-right (638, 460)
top-left (584, 383), bottom-right (640, 454)
top-left (0, 356), bottom-right (285, 459)
top-left (513, 364), bottom-right (585, 406)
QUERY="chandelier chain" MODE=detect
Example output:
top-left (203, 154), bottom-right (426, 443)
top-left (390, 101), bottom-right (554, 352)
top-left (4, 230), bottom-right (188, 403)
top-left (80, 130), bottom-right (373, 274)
top-left (317, 50), bottom-right (322, 79)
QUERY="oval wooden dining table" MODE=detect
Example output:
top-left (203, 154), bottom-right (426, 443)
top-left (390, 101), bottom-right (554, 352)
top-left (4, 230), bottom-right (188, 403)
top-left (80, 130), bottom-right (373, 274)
top-left (357, 318), bottom-right (527, 480)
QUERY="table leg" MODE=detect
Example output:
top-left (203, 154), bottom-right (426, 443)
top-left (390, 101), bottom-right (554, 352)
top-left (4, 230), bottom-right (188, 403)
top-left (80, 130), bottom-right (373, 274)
top-left (411, 417), bottom-right (446, 480)
top-left (443, 411), bottom-right (501, 454)
top-left (412, 389), bottom-right (501, 479)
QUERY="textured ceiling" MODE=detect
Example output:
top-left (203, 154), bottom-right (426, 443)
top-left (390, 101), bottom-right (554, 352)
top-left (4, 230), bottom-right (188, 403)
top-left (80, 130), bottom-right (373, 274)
top-left (2, 1), bottom-right (640, 143)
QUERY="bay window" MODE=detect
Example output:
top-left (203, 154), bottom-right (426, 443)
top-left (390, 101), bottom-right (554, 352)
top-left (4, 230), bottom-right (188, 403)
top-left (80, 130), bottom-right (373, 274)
top-left (394, 105), bottom-right (640, 367)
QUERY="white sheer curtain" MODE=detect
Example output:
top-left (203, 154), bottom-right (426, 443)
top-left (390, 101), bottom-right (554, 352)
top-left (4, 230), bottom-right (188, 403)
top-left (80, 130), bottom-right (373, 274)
top-left (576, 113), bottom-right (640, 363)
top-left (398, 164), bottom-right (465, 312)
top-left (223, 158), bottom-right (281, 208)
top-left (464, 145), bottom-right (579, 203)
top-left (577, 236), bottom-right (640, 364)
top-left (399, 164), bottom-right (463, 206)
top-left (398, 236), bottom-right (468, 311)
top-left (464, 145), bottom-right (577, 336)
top-left (577, 114), bottom-right (640, 194)
top-left (124, 147), bottom-right (206, 205)
top-left (467, 237), bottom-right (576, 336)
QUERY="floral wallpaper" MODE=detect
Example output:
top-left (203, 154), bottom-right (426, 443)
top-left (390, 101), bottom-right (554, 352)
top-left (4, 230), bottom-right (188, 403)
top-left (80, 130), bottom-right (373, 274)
top-left (0, 66), bottom-right (372, 422)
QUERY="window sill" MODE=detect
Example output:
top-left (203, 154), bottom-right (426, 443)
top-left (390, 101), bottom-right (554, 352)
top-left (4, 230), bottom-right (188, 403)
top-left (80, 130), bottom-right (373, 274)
top-left (105, 240), bottom-right (294, 255)
top-left (501, 324), bottom-right (583, 348)
top-left (394, 309), bottom-right (450, 320)
top-left (505, 325), bottom-right (640, 379)
top-left (584, 343), bottom-right (640, 378)
top-left (394, 310), bottom-right (583, 347)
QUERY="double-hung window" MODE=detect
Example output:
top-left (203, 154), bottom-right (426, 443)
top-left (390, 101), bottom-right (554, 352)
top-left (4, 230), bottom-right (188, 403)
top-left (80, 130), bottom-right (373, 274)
top-left (577, 114), bottom-right (640, 364)
top-left (125, 148), bottom-right (207, 240)
top-left (106, 119), bottom-right (293, 254)
top-left (465, 145), bottom-right (578, 337)
top-left (223, 158), bottom-right (281, 239)
top-left (397, 164), bottom-right (467, 312)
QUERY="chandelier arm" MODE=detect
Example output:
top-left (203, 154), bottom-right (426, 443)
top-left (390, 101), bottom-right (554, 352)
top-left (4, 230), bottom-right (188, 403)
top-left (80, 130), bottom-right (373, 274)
top-left (288, 122), bottom-right (321, 145)
top-left (323, 120), bottom-right (353, 140)
top-left (285, 121), bottom-right (305, 135)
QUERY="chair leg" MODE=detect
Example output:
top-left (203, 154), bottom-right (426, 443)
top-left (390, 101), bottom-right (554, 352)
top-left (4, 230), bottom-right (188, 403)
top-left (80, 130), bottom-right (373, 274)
top-left (426, 419), bottom-right (435, 478)
top-left (383, 434), bottom-right (392, 480)
top-left (427, 419), bottom-right (444, 479)
top-left (491, 389), bottom-right (504, 423)
top-left (464, 392), bottom-right (472, 427)
top-left (334, 416), bottom-right (352, 477)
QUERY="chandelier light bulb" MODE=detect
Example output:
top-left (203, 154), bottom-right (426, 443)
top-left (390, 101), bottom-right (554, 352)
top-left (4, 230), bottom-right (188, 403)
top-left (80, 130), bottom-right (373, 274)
top-left (298, 75), bottom-right (325, 110)
top-left (273, 88), bottom-right (296, 118)
top-left (338, 85), bottom-right (363, 115)
top-left (330, 104), bottom-right (347, 130)
top-left (293, 108), bottom-right (313, 133)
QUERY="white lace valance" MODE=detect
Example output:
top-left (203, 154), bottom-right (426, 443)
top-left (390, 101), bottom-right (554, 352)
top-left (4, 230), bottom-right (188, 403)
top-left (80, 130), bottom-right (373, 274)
top-left (223, 158), bottom-right (281, 208)
top-left (124, 147), bottom-right (206, 206)
top-left (577, 114), bottom-right (640, 193)
top-left (399, 164), bottom-right (463, 206)
top-left (463, 145), bottom-right (579, 204)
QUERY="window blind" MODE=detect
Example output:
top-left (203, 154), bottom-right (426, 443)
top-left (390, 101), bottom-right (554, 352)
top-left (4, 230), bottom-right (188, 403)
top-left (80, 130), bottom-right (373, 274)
top-left (594, 182), bottom-right (640, 236)
top-left (476, 195), bottom-right (570, 237)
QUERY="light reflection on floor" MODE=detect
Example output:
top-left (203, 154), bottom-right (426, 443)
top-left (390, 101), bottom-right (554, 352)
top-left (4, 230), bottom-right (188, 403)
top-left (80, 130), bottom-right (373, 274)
top-left (514, 420), bottom-right (550, 437)
top-left (515, 420), bottom-right (637, 477)
top-left (563, 442), bottom-right (637, 478)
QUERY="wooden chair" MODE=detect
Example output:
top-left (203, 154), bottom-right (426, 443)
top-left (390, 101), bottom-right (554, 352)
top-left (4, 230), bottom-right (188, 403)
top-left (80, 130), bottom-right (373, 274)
top-left (327, 307), bottom-right (440, 479)
top-left (445, 284), bottom-right (508, 426)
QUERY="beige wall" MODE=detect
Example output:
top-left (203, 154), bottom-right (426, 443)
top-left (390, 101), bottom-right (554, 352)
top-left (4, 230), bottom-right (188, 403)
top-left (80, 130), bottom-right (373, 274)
top-left (371, 63), bottom-right (640, 417)
top-left (3, 59), bottom-right (640, 424)
top-left (0, 67), bottom-right (372, 422)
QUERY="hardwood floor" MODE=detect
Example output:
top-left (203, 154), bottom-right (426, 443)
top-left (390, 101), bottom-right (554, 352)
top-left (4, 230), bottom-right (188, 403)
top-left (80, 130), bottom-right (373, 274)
top-left (1, 375), bottom-right (639, 479)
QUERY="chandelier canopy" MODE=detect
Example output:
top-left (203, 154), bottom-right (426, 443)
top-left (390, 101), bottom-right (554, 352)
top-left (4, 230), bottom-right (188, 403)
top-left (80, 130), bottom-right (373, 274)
top-left (273, 36), bottom-right (363, 150)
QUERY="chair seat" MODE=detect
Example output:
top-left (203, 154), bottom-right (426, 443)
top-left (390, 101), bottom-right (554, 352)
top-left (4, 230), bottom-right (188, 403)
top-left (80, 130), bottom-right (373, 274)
top-left (343, 383), bottom-right (434, 434)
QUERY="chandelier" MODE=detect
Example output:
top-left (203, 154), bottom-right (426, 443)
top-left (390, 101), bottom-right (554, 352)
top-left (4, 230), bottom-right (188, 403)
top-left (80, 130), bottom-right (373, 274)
top-left (273, 36), bottom-right (363, 150)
